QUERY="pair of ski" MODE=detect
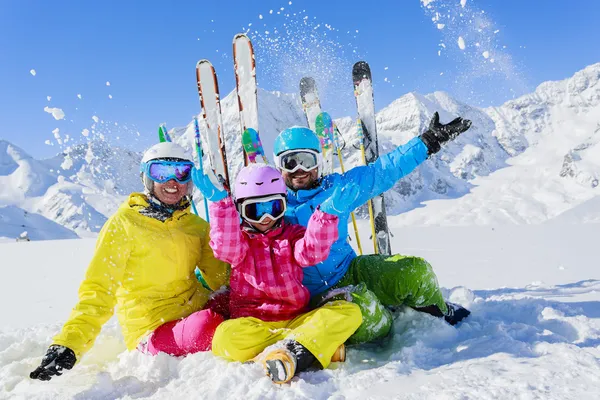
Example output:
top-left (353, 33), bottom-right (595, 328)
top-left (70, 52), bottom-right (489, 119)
top-left (299, 63), bottom-right (391, 256)
top-left (195, 34), bottom-right (267, 192)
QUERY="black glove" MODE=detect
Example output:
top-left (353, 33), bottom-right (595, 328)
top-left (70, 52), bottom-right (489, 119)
top-left (30, 345), bottom-right (76, 381)
top-left (420, 112), bottom-right (472, 155)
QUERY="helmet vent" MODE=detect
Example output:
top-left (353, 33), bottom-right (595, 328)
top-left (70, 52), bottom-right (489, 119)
top-left (255, 182), bottom-right (264, 186)
top-left (271, 178), bottom-right (279, 182)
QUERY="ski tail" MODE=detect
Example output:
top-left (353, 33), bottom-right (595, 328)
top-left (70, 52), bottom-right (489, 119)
top-left (353, 61), bottom-right (392, 256)
top-left (314, 112), bottom-right (336, 175)
top-left (299, 77), bottom-right (321, 132)
top-left (242, 128), bottom-right (268, 164)
top-left (158, 123), bottom-right (172, 143)
top-left (233, 33), bottom-right (259, 166)
top-left (196, 59), bottom-right (230, 190)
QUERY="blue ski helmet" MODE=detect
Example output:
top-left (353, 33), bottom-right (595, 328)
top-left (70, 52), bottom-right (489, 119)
top-left (273, 126), bottom-right (321, 156)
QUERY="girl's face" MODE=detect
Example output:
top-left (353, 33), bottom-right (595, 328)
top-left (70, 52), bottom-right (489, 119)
top-left (249, 216), bottom-right (277, 232)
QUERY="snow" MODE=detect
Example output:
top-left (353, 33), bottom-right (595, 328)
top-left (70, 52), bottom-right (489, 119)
top-left (460, 0), bottom-right (467, 8)
top-left (1, 222), bottom-right (599, 398)
top-left (77, 94), bottom-right (82, 99)
top-left (457, 36), bottom-right (466, 50)
top-left (482, 50), bottom-right (490, 58)
top-left (106, 81), bottom-right (111, 86)
top-left (29, 69), bottom-right (36, 76)
top-left (43, 107), bottom-right (65, 120)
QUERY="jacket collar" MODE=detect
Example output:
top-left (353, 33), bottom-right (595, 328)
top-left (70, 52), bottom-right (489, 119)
top-left (288, 182), bottom-right (324, 202)
top-left (241, 220), bottom-right (286, 240)
top-left (128, 193), bottom-right (191, 222)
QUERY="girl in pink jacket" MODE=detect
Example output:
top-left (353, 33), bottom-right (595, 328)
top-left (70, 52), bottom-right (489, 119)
top-left (193, 164), bottom-right (362, 384)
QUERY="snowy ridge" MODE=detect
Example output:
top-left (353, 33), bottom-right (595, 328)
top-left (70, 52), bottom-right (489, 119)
top-left (0, 140), bottom-right (140, 241)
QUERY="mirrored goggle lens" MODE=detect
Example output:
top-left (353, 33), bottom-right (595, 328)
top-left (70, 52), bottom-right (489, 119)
top-left (243, 198), bottom-right (286, 222)
top-left (148, 162), bottom-right (193, 183)
top-left (279, 151), bottom-right (318, 172)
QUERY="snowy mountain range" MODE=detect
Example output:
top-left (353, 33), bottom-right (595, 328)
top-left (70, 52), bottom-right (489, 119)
top-left (1, 63), bottom-right (598, 240)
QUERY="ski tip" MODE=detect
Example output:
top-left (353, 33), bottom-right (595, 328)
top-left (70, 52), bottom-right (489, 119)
top-left (352, 61), bottom-right (371, 80)
top-left (300, 76), bottom-right (316, 86)
top-left (233, 32), bottom-right (249, 41)
top-left (196, 59), bottom-right (213, 68)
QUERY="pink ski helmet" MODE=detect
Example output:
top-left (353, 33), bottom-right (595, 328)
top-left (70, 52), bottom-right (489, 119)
top-left (234, 164), bottom-right (287, 201)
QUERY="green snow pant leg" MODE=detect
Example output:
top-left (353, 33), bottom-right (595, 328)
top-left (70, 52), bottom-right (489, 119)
top-left (311, 283), bottom-right (393, 345)
top-left (338, 254), bottom-right (448, 314)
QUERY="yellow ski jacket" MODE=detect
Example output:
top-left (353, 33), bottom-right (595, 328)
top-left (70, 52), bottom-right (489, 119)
top-left (52, 193), bottom-right (229, 358)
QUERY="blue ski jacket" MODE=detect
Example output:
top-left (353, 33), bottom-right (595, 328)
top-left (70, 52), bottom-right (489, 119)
top-left (284, 136), bottom-right (429, 296)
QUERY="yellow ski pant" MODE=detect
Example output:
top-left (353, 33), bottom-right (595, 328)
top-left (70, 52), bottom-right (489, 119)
top-left (212, 300), bottom-right (362, 368)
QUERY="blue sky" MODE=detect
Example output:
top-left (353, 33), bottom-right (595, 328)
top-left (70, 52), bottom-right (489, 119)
top-left (2, 0), bottom-right (599, 158)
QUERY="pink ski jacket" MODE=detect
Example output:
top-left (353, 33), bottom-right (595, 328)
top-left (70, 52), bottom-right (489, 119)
top-left (208, 197), bottom-right (339, 321)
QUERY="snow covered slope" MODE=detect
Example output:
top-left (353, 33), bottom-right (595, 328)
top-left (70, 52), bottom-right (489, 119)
top-left (1, 222), bottom-right (598, 399)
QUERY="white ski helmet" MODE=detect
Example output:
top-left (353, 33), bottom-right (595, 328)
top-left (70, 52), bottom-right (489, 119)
top-left (140, 142), bottom-right (193, 193)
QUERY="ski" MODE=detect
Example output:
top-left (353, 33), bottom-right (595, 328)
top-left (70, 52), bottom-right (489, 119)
top-left (195, 59), bottom-right (230, 189)
top-left (233, 33), bottom-right (259, 165)
top-left (299, 77), bottom-right (321, 132)
top-left (242, 128), bottom-right (268, 164)
top-left (353, 61), bottom-right (391, 256)
top-left (314, 112), bottom-right (335, 175)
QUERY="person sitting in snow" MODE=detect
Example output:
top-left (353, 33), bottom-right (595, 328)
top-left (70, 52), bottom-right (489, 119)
top-left (192, 163), bottom-right (362, 384)
top-left (30, 142), bottom-right (229, 381)
top-left (272, 112), bottom-right (473, 344)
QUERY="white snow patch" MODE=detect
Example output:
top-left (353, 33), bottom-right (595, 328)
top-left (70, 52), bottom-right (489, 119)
top-left (77, 94), bottom-right (82, 99)
top-left (437, 23), bottom-right (445, 29)
top-left (92, 116), bottom-right (99, 123)
top-left (483, 51), bottom-right (490, 59)
top-left (106, 81), bottom-right (111, 86)
top-left (44, 107), bottom-right (65, 120)
top-left (81, 129), bottom-right (90, 137)
top-left (460, 0), bottom-right (467, 7)
top-left (457, 36), bottom-right (466, 50)
top-left (46, 96), bottom-right (51, 101)
top-left (29, 69), bottom-right (36, 76)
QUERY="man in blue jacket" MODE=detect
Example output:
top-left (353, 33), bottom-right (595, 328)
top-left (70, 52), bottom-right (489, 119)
top-left (273, 112), bottom-right (472, 343)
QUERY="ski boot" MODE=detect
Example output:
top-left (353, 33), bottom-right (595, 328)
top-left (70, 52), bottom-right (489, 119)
top-left (413, 302), bottom-right (471, 326)
top-left (443, 302), bottom-right (471, 326)
top-left (330, 343), bottom-right (346, 363)
top-left (262, 341), bottom-right (317, 384)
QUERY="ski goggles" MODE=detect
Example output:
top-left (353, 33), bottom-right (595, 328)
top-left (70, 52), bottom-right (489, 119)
top-left (275, 149), bottom-right (322, 174)
top-left (239, 194), bottom-right (287, 224)
top-left (141, 160), bottom-right (194, 184)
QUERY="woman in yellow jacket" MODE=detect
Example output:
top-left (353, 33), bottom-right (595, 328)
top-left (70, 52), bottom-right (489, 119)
top-left (29, 142), bottom-right (229, 381)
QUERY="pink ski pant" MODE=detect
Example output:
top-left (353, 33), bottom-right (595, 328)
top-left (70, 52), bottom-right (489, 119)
top-left (141, 309), bottom-right (224, 356)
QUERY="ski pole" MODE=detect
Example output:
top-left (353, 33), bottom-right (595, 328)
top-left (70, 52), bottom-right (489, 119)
top-left (334, 124), bottom-right (363, 255)
top-left (194, 117), bottom-right (210, 222)
top-left (356, 119), bottom-right (378, 254)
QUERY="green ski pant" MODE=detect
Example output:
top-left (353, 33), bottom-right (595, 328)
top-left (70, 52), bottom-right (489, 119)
top-left (312, 254), bottom-right (448, 344)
